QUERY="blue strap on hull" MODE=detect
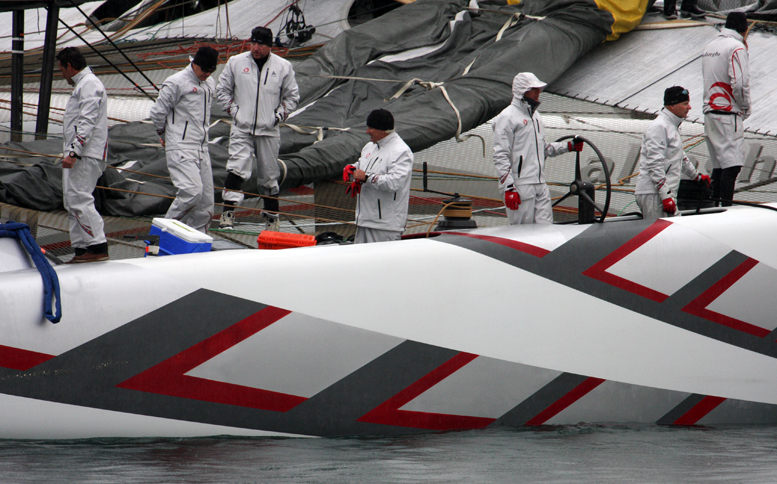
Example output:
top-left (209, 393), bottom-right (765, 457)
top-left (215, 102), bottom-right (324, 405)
top-left (0, 221), bottom-right (62, 323)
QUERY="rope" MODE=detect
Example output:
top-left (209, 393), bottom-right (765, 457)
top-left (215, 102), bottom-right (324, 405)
top-left (495, 12), bottom-right (544, 41)
top-left (0, 221), bottom-right (61, 323)
top-left (69, 0), bottom-right (160, 92)
top-left (282, 123), bottom-right (351, 142)
top-left (389, 78), bottom-right (486, 157)
top-left (58, 19), bottom-right (157, 102)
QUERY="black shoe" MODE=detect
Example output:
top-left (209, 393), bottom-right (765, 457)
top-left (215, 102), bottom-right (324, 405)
top-left (664, 10), bottom-right (678, 19)
top-left (263, 196), bottom-right (279, 216)
top-left (68, 252), bottom-right (109, 263)
top-left (680, 5), bottom-right (706, 18)
top-left (87, 242), bottom-right (109, 255)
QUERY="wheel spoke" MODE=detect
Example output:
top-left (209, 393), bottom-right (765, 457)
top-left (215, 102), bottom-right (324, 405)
top-left (580, 191), bottom-right (604, 213)
top-left (551, 190), bottom-right (573, 208)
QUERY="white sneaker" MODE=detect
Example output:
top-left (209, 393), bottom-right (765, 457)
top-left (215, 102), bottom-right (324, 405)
top-left (219, 211), bottom-right (235, 229)
top-left (263, 214), bottom-right (280, 232)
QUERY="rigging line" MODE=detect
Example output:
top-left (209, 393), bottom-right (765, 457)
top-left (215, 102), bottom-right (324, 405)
top-left (69, 0), bottom-right (159, 93)
top-left (614, 54), bottom-right (702, 107)
top-left (58, 19), bottom-right (157, 103)
top-left (97, 184), bottom-right (358, 225)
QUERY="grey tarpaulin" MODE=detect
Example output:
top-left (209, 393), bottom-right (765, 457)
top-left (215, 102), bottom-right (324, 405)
top-left (0, 0), bottom-right (630, 216)
top-left (279, 0), bottom-right (616, 187)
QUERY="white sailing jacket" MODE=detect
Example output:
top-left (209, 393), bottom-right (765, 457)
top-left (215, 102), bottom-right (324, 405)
top-left (350, 132), bottom-right (414, 232)
top-left (635, 108), bottom-right (699, 200)
top-left (702, 28), bottom-right (751, 118)
top-left (63, 67), bottom-right (108, 160)
top-left (492, 98), bottom-right (568, 191)
top-left (149, 64), bottom-right (216, 151)
top-left (215, 52), bottom-right (299, 137)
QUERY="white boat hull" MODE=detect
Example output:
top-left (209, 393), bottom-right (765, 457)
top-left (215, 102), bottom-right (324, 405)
top-left (3, 205), bottom-right (777, 438)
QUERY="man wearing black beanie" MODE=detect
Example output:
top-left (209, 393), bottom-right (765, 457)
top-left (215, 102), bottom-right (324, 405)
top-left (635, 86), bottom-right (710, 221)
top-left (342, 109), bottom-right (414, 243)
top-left (702, 12), bottom-right (751, 207)
top-left (149, 46), bottom-right (219, 233)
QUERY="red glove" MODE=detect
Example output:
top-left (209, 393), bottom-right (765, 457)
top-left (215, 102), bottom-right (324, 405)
top-left (568, 136), bottom-right (584, 152)
top-left (505, 188), bottom-right (521, 211)
top-left (345, 181), bottom-right (362, 198)
top-left (696, 173), bottom-right (711, 187)
top-left (343, 165), bottom-right (356, 182)
top-left (662, 197), bottom-right (677, 215)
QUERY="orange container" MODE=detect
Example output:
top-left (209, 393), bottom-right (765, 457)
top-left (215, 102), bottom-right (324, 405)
top-left (257, 231), bottom-right (316, 250)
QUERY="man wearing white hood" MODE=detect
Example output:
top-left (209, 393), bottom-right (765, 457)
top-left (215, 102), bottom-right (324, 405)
top-left (492, 72), bottom-right (582, 225)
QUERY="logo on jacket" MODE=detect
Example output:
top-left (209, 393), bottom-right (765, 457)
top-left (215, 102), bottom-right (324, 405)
top-left (523, 120), bottom-right (528, 126)
top-left (243, 67), bottom-right (250, 73)
top-left (192, 87), bottom-right (198, 93)
top-left (708, 82), bottom-right (734, 111)
top-left (271, 71), bottom-right (277, 77)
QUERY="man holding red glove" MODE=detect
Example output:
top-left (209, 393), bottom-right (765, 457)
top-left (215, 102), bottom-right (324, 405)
top-left (635, 86), bottom-right (710, 222)
top-left (342, 109), bottom-right (413, 243)
top-left (492, 72), bottom-right (583, 225)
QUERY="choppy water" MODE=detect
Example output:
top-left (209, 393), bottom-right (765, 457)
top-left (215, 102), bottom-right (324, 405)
top-left (2, 425), bottom-right (777, 483)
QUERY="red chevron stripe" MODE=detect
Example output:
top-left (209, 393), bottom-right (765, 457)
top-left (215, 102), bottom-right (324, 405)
top-left (673, 396), bottom-right (726, 425)
top-left (525, 377), bottom-right (605, 426)
top-left (583, 219), bottom-right (671, 302)
top-left (117, 306), bottom-right (307, 412)
top-left (445, 232), bottom-right (551, 258)
top-left (358, 352), bottom-right (495, 430)
top-left (682, 258), bottom-right (768, 337)
top-left (0, 344), bottom-right (55, 371)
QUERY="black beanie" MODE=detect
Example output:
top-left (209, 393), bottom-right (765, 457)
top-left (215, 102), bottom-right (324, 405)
top-left (251, 26), bottom-right (274, 46)
top-left (367, 109), bottom-right (394, 131)
top-left (192, 46), bottom-right (218, 72)
top-left (664, 86), bottom-right (690, 106)
top-left (725, 12), bottom-right (749, 33)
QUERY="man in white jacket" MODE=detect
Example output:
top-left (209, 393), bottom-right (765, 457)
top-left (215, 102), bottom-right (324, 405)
top-left (702, 12), bottom-right (751, 207)
top-left (215, 26), bottom-right (299, 230)
top-left (342, 109), bottom-right (414, 244)
top-left (150, 46), bottom-right (218, 233)
top-left (57, 47), bottom-right (109, 263)
top-left (635, 86), bottom-right (710, 221)
top-left (492, 72), bottom-right (582, 225)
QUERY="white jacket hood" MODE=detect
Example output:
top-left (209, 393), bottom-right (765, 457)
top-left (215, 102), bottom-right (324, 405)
top-left (511, 72), bottom-right (547, 102)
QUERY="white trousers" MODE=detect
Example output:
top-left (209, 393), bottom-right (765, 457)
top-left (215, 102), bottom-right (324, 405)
top-left (223, 133), bottom-right (280, 204)
top-left (506, 183), bottom-right (553, 225)
top-left (354, 226), bottom-right (402, 244)
top-left (705, 113), bottom-right (745, 170)
top-left (62, 155), bottom-right (107, 249)
top-left (636, 193), bottom-right (680, 222)
top-left (165, 149), bottom-right (215, 233)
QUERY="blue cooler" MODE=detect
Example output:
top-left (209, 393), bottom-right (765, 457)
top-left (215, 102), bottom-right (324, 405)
top-left (149, 218), bottom-right (212, 256)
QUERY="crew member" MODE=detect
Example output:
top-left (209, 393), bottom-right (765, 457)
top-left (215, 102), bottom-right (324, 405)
top-left (492, 72), bottom-right (583, 225)
top-left (215, 26), bottom-right (299, 230)
top-left (635, 86), bottom-right (710, 221)
top-left (342, 109), bottom-right (413, 244)
top-left (150, 46), bottom-right (218, 233)
top-left (57, 47), bottom-right (109, 263)
top-left (702, 12), bottom-right (751, 207)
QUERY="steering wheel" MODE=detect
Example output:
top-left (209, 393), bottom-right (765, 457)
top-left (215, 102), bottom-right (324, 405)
top-left (552, 135), bottom-right (612, 223)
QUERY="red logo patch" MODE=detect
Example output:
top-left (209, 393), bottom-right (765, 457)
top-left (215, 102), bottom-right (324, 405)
top-left (523, 120), bottom-right (528, 125)
top-left (243, 67), bottom-right (250, 73)
top-left (192, 87), bottom-right (198, 93)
